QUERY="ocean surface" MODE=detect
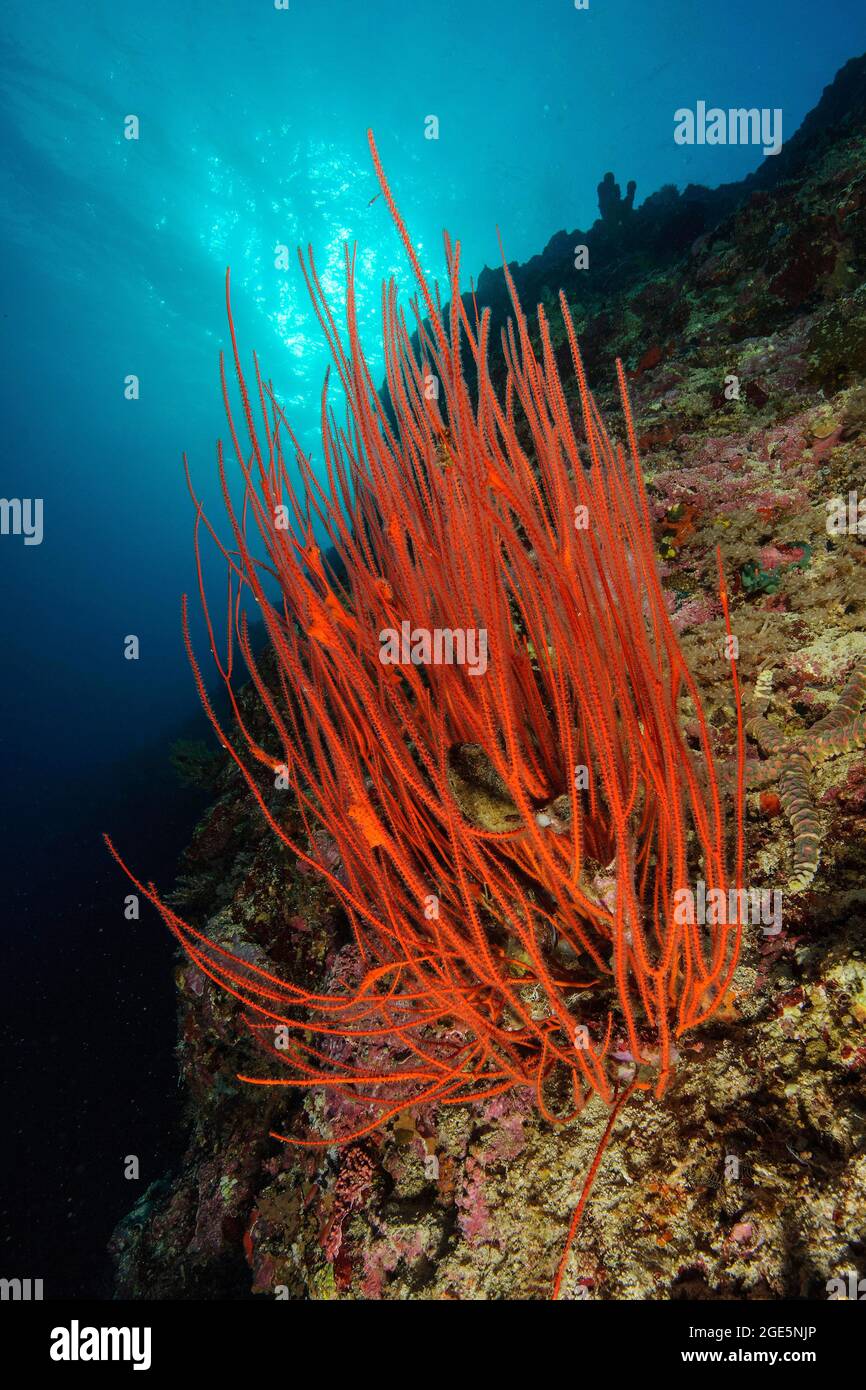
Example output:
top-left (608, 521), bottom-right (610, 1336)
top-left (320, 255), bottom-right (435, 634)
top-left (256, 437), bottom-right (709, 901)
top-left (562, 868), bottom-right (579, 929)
top-left (1, 0), bottom-right (864, 1298)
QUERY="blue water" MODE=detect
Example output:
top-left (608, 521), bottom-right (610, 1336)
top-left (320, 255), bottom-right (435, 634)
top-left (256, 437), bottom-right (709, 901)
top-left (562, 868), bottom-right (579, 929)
top-left (1, 0), bottom-right (863, 1296)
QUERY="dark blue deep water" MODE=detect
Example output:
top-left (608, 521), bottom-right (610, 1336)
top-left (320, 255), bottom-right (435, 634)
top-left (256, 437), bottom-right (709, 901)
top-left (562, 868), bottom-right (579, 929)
top-left (1, 0), bottom-right (864, 1298)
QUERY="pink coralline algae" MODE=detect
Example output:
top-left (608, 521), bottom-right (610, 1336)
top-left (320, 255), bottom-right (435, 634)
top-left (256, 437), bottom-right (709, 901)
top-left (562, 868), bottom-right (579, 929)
top-left (188, 1156), bottom-right (254, 1260)
top-left (665, 593), bottom-right (721, 634)
top-left (479, 1113), bottom-right (527, 1165)
top-left (821, 760), bottom-right (866, 814)
top-left (758, 543), bottom-right (808, 572)
top-left (359, 1226), bottom-right (430, 1299)
top-left (475, 1090), bottom-right (532, 1164)
top-left (296, 830), bottom-right (346, 884)
top-left (456, 1154), bottom-right (496, 1247)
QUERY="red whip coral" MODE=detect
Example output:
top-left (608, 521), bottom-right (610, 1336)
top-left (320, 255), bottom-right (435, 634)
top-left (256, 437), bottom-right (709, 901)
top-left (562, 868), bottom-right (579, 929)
top-left (107, 132), bottom-right (745, 1173)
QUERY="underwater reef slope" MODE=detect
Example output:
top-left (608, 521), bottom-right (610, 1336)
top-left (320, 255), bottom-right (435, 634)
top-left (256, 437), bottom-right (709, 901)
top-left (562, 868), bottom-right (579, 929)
top-left (112, 56), bottom-right (866, 1300)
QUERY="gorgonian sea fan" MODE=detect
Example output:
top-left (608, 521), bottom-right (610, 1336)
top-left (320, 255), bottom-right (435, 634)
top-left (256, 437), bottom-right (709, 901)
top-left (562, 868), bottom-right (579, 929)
top-left (108, 131), bottom-right (745, 1158)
